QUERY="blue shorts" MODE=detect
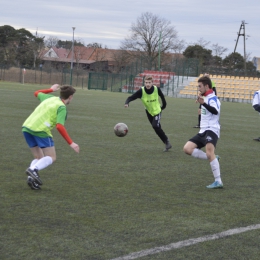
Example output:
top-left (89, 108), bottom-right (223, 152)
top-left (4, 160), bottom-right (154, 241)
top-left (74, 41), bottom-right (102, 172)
top-left (23, 132), bottom-right (54, 148)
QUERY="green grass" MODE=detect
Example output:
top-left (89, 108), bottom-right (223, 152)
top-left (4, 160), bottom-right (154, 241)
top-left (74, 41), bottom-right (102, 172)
top-left (0, 81), bottom-right (260, 260)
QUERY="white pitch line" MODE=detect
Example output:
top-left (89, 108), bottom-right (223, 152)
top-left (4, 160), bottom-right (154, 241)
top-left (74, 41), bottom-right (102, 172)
top-left (111, 224), bottom-right (260, 260)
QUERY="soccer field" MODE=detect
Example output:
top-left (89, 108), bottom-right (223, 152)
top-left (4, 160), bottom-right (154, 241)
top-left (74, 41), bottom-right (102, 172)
top-left (0, 82), bottom-right (260, 260)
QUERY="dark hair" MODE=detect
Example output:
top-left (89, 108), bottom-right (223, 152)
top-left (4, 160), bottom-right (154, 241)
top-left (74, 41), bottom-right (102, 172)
top-left (198, 76), bottom-right (212, 89)
top-left (60, 85), bottom-right (76, 99)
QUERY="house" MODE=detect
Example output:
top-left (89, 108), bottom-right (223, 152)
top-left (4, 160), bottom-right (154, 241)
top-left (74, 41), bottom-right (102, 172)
top-left (40, 46), bottom-right (96, 69)
top-left (40, 46), bottom-right (183, 72)
top-left (40, 46), bottom-right (126, 71)
top-left (43, 47), bottom-right (69, 59)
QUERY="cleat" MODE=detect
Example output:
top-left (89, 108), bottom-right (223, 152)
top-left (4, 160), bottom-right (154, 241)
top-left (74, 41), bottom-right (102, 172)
top-left (253, 137), bottom-right (260, 142)
top-left (163, 140), bottom-right (172, 152)
top-left (216, 155), bottom-right (220, 161)
top-left (206, 181), bottom-right (223, 189)
top-left (26, 168), bottom-right (42, 185)
top-left (27, 176), bottom-right (41, 190)
top-left (193, 125), bottom-right (200, 128)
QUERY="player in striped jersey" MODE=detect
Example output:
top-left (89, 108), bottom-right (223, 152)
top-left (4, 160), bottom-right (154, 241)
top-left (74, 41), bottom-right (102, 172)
top-left (183, 76), bottom-right (223, 189)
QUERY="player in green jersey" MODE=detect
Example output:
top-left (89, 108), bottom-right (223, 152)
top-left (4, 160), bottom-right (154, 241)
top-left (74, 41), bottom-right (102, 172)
top-left (124, 75), bottom-right (172, 152)
top-left (22, 84), bottom-right (79, 190)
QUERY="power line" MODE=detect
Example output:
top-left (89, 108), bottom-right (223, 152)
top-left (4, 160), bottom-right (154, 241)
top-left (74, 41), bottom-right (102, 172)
top-left (233, 20), bottom-right (248, 74)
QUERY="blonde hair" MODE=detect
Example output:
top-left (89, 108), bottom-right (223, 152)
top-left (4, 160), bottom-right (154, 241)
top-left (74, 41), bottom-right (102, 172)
top-left (144, 75), bottom-right (153, 81)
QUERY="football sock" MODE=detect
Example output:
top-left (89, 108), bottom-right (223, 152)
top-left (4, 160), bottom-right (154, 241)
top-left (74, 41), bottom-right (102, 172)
top-left (210, 158), bottom-right (222, 183)
top-left (30, 156), bottom-right (53, 171)
top-left (191, 148), bottom-right (207, 160)
top-left (30, 159), bottom-right (39, 167)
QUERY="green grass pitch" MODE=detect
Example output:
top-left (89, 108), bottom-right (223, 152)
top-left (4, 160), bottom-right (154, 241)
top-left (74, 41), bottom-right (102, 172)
top-left (0, 82), bottom-right (260, 259)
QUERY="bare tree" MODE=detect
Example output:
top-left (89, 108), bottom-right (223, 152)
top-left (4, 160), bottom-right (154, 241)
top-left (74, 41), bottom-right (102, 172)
top-left (111, 50), bottom-right (132, 73)
top-left (44, 36), bottom-right (59, 48)
top-left (75, 38), bottom-right (85, 46)
top-left (211, 43), bottom-right (228, 57)
top-left (73, 46), bottom-right (87, 69)
top-left (95, 48), bottom-right (107, 60)
top-left (87, 42), bottom-right (104, 48)
top-left (172, 39), bottom-right (186, 54)
top-left (195, 37), bottom-right (211, 48)
top-left (92, 48), bottom-right (108, 71)
top-left (121, 12), bottom-right (181, 69)
top-left (245, 51), bottom-right (252, 62)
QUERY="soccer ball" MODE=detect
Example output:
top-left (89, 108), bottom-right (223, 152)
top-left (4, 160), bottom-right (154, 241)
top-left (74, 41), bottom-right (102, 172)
top-left (114, 123), bottom-right (128, 137)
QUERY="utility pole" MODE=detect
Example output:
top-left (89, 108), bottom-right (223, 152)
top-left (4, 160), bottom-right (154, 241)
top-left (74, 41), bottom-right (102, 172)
top-left (234, 20), bottom-right (247, 75)
top-left (158, 32), bottom-right (162, 71)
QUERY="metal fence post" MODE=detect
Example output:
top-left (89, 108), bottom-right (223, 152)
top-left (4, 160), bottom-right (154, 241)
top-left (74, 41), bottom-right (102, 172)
top-left (49, 68), bottom-right (52, 84)
top-left (88, 72), bottom-right (91, 90)
top-left (40, 67), bottom-right (42, 85)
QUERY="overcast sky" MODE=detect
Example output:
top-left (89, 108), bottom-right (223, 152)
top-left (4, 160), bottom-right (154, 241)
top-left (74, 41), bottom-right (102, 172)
top-left (1, 0), bottom-right (260, 59)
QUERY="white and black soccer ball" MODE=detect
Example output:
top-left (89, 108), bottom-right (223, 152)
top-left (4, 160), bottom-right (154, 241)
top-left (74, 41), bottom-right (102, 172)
top-left (114, 123), bottom-right (128, 137)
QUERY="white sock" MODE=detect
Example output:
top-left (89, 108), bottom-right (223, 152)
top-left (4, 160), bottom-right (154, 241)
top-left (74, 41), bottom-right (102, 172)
top-left (30, 156), bottom-right (53, 171)
top-left (30, 159), bottom-right (39, 167)
top-left (210, 158), bottom-right (222, 183)
top-left (191, 148), bottom-right (208, 160)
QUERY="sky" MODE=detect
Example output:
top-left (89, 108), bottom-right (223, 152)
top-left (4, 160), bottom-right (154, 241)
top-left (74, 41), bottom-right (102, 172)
top-left (1, 0), bottom-right (260, 59)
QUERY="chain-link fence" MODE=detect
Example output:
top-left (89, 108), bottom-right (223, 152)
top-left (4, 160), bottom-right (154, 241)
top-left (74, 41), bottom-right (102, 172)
top-left (87, 57), bottom-right (201, 96)
top-left (0, 65), bottom-right (88, 88)
top-left (1, 57), bottom-right (259, 98)
top-left (88, 73), bottom-right (140, 92)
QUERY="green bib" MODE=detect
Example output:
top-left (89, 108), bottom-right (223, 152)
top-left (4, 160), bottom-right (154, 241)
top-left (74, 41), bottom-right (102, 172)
top-left (141, 86), bottom-right (161, 116)
top-left (23, 97), bottom-right (65, 137)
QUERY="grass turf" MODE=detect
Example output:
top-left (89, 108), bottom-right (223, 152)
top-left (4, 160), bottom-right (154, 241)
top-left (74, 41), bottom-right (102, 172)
top-left (0, 81), bottom-right (260, 259)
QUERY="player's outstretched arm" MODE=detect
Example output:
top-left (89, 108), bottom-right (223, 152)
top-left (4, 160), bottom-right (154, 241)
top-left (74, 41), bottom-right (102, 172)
top-left (70, 142), bottom-right (80, 153)
top-left (124, 89), bottom-right (142, 107)
top-left (50, 84), bottom-right (60, 92)
top-left (34, 84), bottom-right (60, 97)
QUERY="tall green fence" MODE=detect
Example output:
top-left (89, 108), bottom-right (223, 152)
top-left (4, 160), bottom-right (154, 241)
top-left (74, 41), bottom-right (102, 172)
top-left (87, 57), bottom-right (201, 95)
top-left (1, 57), bottom-right (259, 95)
top-left (88, 73), bottom-right (140, 93)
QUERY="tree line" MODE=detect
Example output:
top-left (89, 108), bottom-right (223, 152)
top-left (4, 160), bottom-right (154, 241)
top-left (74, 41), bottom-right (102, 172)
top-left (0, 25), bottom-right (44, 68)
top-left (0, 13), bottom-right (258, 75)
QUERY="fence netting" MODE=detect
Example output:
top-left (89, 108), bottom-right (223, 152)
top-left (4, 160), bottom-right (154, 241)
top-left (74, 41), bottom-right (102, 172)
top-left (1, 56), bottom-right (259, 99)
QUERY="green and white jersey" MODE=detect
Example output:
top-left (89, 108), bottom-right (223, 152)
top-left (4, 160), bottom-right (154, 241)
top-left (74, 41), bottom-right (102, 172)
top-left (22, 93), bottom-right (67, 137)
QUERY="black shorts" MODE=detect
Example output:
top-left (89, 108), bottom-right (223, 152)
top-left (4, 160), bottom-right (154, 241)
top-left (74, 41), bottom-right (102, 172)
top-left (189, 130), bottom-right (218, 149)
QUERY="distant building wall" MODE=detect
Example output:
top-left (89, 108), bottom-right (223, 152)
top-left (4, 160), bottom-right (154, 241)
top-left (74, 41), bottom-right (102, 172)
top-left (253, 57), bottom-right (260, 71)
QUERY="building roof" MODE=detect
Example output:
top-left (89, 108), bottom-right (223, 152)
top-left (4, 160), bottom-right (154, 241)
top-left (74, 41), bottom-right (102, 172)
top-left (40, 46), bottom-right (184, 67)
top-left (67, 46), bottom-right (95, 60)
top-left (41, 47), bottom-right (69, 59)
